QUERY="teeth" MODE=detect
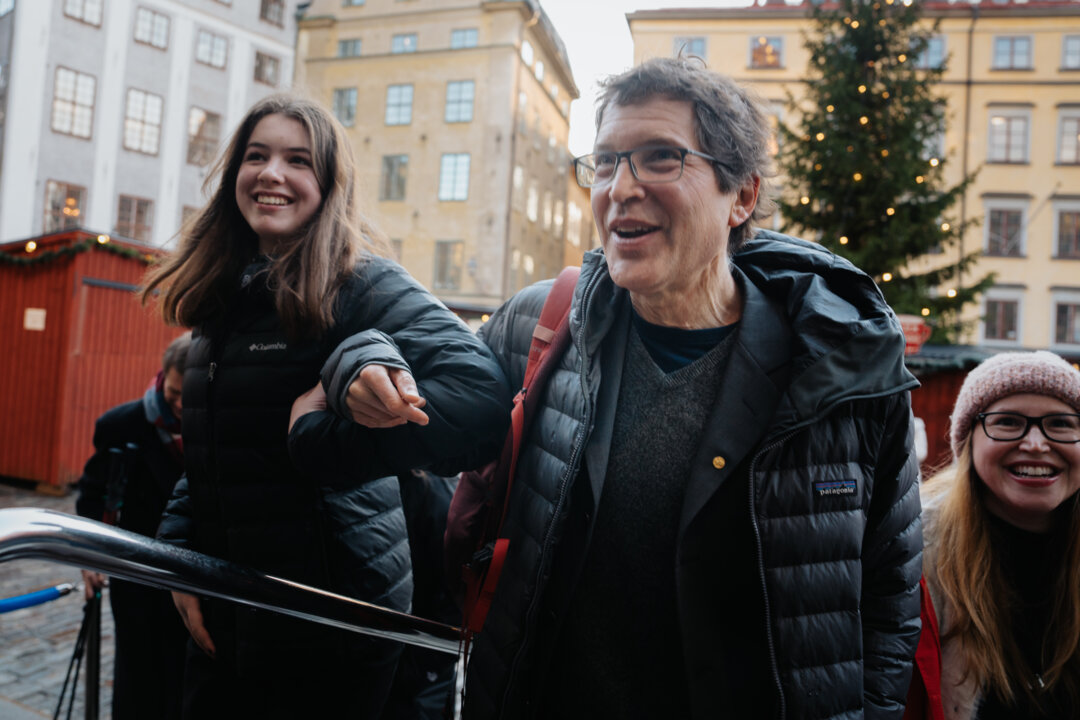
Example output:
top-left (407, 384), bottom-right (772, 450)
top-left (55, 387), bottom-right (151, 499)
top-left (257, 195), bottom-right (289, 206)
top-left (1012, 465), bottom-right (1056, 478)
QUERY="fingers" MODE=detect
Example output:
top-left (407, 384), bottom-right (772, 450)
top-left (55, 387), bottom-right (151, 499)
top-left (346, 365), bottom-right (429, 428)
top-left (289, 382), bottom-right (328, 432)
top-left (172, 591), bottom-right (216, 658)
top-left (80, 570), bottom-right (105, 600)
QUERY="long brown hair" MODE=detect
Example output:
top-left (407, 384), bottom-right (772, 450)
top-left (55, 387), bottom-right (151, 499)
top-left (142, 94), bottom-right (386, 338)
top-left (924, 438), bottom-right (1080, 708)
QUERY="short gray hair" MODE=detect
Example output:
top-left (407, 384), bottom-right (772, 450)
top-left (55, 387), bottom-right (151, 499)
top-left (162, 331), bottom-right (192, 375)
top-left (594, 57), bottom-right (777, 252)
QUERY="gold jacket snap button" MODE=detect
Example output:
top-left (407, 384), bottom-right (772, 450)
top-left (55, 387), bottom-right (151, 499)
top-left (712, 456), bottom-right (726, 470)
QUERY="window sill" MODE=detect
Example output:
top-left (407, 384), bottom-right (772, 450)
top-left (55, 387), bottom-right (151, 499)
top-left (989, 66), bottom-right (1034, 72)
top-left (985, 161), bottom-right (1030, 166)
top-left (983, 253), bottom-right (1026, 259)
top-left (747, 65), bottom-right (785, 71)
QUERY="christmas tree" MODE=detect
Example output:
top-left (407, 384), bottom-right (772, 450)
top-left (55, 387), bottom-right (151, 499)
top-left (777, 0), bottom-right (992, 343)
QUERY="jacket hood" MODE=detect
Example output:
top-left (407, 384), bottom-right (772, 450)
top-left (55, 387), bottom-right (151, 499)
top-left (578, 229), bottom-right (917, 429)
top-left (734, 229), bottom-right (917, 427)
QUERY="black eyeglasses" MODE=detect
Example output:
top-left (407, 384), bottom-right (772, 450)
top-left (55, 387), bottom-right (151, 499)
top-left (572, 145), bottom-right (728, 188)
top-left (976, 412), bottom-right (1080, 443)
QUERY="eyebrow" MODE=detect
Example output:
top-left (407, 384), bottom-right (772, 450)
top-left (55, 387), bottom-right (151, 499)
top-left (592, 138), bottom-right (686, 152)
top-left (246, 141), bottom-right (312, 154)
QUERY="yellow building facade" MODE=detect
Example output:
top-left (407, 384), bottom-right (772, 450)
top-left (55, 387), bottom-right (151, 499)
top-left (629, 1), bottom-right (1080, 359)
top-left (297, 0), bottom-right (588, 313)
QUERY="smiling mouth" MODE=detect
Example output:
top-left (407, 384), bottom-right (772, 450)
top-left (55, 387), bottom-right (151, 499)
top-left (613, 225), bottom-right (659, 239)
top-left (1009, 464), bottom-right (1061, 479)
top-left (256, 195), bottom-right (291, 206)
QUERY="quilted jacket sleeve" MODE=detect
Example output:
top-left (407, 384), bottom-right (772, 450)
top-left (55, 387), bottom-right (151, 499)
top-left (289, 257), bottom-right (513, 485)
top-left (155, 474), bottom-right (195, 550)
top-left (862, 391), bottom-right (923, 719)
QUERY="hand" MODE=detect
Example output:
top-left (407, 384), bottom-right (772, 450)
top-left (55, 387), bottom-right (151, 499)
top-left (346, 365), bottom-right (429, 428)
top-left (290, 382), bottom-right (328, 433)
top-left (172, 591), bottom-right (216, 658)
top-left (80, 570), bottom-right (106, 600)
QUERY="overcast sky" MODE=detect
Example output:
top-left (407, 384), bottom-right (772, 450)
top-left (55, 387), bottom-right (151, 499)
top-left (539, 0), bottom-right (754, 154)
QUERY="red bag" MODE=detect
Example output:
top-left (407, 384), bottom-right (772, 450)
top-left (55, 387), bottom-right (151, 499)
top-left (444, 266), bottom-right (580, 641)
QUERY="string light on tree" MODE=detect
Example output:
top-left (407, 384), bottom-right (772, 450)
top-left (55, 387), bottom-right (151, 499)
top-left (882, 272), bottom-right (893, 282)
top-left (853, 172), bottom-right (863, 181)
top-left (886, 207), bottom-right (895, 216)
top-left (801, 196), bottom-right (811, 205)
top-left (941, 222), bottom-right (950, 231)
top-left (929, 157), bottom-right (939, 167)
top-left (921, 307), bottom-right (930, 317)
top-left (840, 236), bottom-right (849, 245)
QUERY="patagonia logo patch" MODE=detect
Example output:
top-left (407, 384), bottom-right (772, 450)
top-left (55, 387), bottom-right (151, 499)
top-left (814, 480), bottom-right (857, 497)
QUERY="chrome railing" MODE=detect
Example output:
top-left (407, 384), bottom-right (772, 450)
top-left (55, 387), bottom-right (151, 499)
top-left (0, 508), bottom-right (460, 656)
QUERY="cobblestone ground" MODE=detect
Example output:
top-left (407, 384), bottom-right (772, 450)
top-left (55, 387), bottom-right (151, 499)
top-left (0, 484), bottom-right (115, 718)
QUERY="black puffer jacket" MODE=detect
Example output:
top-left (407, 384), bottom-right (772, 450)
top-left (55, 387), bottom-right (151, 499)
top-left (461, 232), bottom-right (923, 719)
top-left (157, 254), bottom-right (510, 677)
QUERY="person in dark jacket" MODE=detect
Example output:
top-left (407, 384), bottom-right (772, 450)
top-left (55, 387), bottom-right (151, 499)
top-left (141, 95), bottom-right (510, 719)
top-left (328, 57), bottom-right (923, 719)
top-left (75, 331), bottom-right (192, 720)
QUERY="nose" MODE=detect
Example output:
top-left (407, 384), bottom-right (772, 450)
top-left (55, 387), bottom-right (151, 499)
top-left (258, 157), bottom-right (285, 183)
top-left (1018, 422), bottom-right (1051, 451)
top-left (606, 156), bottom-right (645, 204)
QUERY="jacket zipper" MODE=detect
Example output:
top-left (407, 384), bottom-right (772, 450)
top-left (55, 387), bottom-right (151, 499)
top-left (499, 269), bottom-right (602, 716)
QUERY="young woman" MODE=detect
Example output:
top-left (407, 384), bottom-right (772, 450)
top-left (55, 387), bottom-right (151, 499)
top-left (910, 351), bottom-right (1080, 720)
top-left (142, 95), bottom-right (509, 718)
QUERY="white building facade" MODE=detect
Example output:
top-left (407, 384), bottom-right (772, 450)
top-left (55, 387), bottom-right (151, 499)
top-left (0, 0), bottom-right (298, 248)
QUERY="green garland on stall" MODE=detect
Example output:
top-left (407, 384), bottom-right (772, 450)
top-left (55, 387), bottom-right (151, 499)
top-left (0, 238), bottom-right (158, 267)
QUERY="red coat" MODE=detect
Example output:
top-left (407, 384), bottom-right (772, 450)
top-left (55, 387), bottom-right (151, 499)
top-left (905, 576), bottom-right (945, 720)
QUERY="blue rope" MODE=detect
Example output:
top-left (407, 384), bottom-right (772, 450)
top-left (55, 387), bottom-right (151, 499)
top-left (0, 583), bottom-right (75, 613)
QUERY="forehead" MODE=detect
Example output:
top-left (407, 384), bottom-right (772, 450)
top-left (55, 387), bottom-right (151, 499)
top-left (594, 97), bottom-right (697, 149)
top-left (247, 113), bottom-right (311, 148)
top-left (983, 393), bottom-right (1076, 415)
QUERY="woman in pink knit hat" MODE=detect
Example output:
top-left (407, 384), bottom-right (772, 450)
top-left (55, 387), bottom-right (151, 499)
top-left (906, 351), bottom-right (1080, 720)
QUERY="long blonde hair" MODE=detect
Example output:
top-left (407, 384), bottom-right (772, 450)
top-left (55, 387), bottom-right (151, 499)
top-left (142, 94), bottom-right (386, 338)
top-left (924, 437), bottom-right (1080, 708)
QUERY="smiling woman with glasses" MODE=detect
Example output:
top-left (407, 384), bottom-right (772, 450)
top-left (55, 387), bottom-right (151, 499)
top-left (908, 351), bottom-right (1080, 720)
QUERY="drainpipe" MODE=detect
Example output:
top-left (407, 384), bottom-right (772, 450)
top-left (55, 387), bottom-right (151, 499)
top-left (957, 4), bottom-right (977, 337)
top-left (501, 2), bottom-right (541, 301)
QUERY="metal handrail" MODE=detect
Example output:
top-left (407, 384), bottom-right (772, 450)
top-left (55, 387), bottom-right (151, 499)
top-left (0, 508), bottom-right (460, 656)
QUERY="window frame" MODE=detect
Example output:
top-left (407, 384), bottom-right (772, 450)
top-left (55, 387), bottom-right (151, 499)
top-left (338, 38), bottom-right (362, 58)
top-left (915, 34), bottom-right (946, 70)
top-left (1052, 289), bottom-right (1080, 350)
top-left (186, 106), bottom-right (221, 166)
top-left (259, 0), bottom-right (285, 27)
top-left (115, 194), bottom-right (155, 243)
top-left (63, 0), bottom-right (103, 27)
top-left (748, 35), bottom-right (784, 69)
top-left (253, 51), bottom-right (280, 86)
top-left (1054, 200), bottom-right (1080, 260)
top-left (1064, 35), bottom-right (1080, 70)
top-left (379, 154), bottom-right (408, 202)
top-left (981, 292), bottom-right (1022, 345)
top-left (444, 80), bottom-right (475, 124)
top-left (438, 153), bottom-right (470, 202)
top-left (134, 7), bottom-right (170, 50)
top-left (332, 87), bottom-right (357, 127)
top-left (992, 35), bottom-right (1033, 70)
top-left (673, 36), bottom-right (706, 60)
top-left (433, 240), bottom-right (464, 291)
top-left (1057, 109), bottom-right (1080, 165)
top-left (984, 199), bottom-right (1028, 258)
top-left (987, 107), bottom-right (1031, 164)
top-left (51, 66), bottom-right (96, 140)
top-left (391, 33), bottom-right (417, 54)
top-left (385, 84), bottom-right (414, 126)
top-left (195, 29), bottom-right (228, 69)
top-left (451, 28), bottom-right (478, 50)
top-left (123, 87), bottom-right (164, 156)
top-left (43, 180), bottom-right (87, 233)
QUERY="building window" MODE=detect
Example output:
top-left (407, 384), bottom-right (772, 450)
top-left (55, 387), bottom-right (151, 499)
top-left (520, 40), bottom-right (534, 66)
top-left (542, 191), bottom-right (553, 230)
top-left (343, 0), bottom-right (364, 5)
top-left (567, 202), bottom-right (582, 248)
top-left (438, 154), bottom-right (470, 201)
top-left (674, 36), bottom-right (706, 60)
top-left (389, 239), bottom-right (403, 262)
top-left (196, 30), bottom-right (228, 68)
top-left (534, 61), bottom-right (544, 82)
top-left (385, 84), bottom-right (413, 125)
top-left (332, 88), bottom-right (357, 127)
top-left (1058, 111), bottom-right (1080, 164)
top-left (434, 240), bottom-right (464, 290)
top-left (554, 200), bottom-right (564, 239)
top-left (984, 298), bottom-right (1019, 342)
top-left (51, 68), bottom-right (95, 139)
top-left (123, 88), bottom-right (163, 155)
top-left (254, 52), bottom-right (280, 86)
top-left (512, 165), bottom-right (524, 209)
top-left (445, 80), bottom-right (474, 123)
top-left (64, 0), bottom-right (103, 26)
top-left (1056, 300), bottom-right (1080, 346)
top-left (115, 195), bottom-right (154, 242)
top-left (992, 36), bottom-right (1032, 70)
top-left (749, 36), bottom-right (783, 69)
top-left (451, 28), bottom-right (478, 49)
top-left (986, 207), bottom-right (1025, 257)
top-left (526, 182), bottom-right (538, 223)
top-left (338, 39), bottom-right (362, 57)
top-left (260, 0), bottom-right (284, 26)
top-left (187, 107), bottom-right (221, 166)
top-left (0, 0), bottom-right (13, 18)
top-left (1064, 35), bottom-right (1080, 70)
top-left (988, 110), bottom-right (1029, 163)
top-left (134, 8), bottom-right (169, 49)
top-left (43, 181), bottom-right (86, 232)
top-left (379, 155), bottom-right (408, 201)
top-left (1057, 208), bottom-right (1080, 259)
top-left (392, 33), bottom-right (417, 54)
top-left (915, 35), bottom-right (945, 70)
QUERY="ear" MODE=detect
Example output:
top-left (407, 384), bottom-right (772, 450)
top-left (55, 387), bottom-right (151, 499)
top-left (728, 175), bottom-right (760, 228)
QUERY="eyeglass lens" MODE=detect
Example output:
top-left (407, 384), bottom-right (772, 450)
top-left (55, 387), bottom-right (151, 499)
top-left (578, 147), bottom-right (687, 187)
top-left (981, 412), bottom-right (1080, 442)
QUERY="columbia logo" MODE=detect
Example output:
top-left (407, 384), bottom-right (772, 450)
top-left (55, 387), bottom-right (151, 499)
top-left (249, 342), bottom-right (287, 352)
top-left (813, 480), bottom-right (857, 497)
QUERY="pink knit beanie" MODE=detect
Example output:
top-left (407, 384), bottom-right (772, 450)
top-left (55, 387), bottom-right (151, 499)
top-left (950, 350), bottom-right (1080, 457)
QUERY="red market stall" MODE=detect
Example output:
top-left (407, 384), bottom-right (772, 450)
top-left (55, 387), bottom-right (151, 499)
top-left (0, 230), bottom-right (180, 490)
